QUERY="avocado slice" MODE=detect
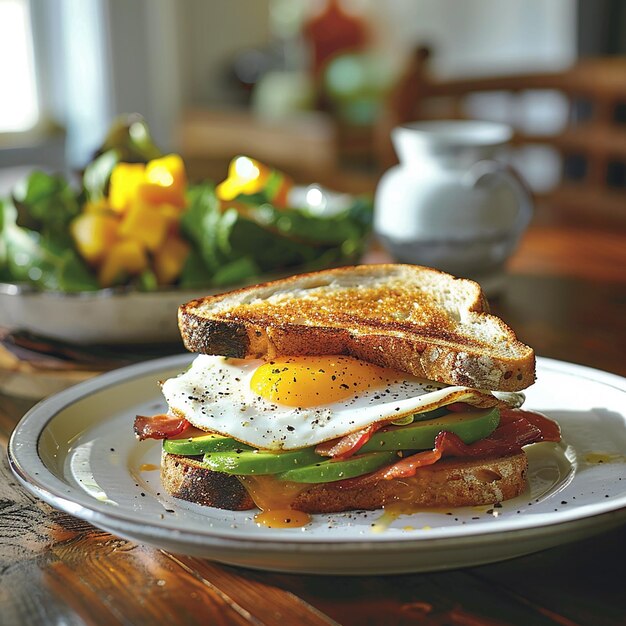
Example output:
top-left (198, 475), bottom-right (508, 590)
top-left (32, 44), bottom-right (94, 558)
top-left (168, 407), bottom-right (499, 479)
top-left (198, 408), bottom-right (498, 477)
top-left (202, 447), bottom-right (323, 475)
top-left (278, 451), bottom-right (398, 483)
top-left (163, 432), bottom-right (252, 455)
top-left (359, 407), bottom-right (500, 453)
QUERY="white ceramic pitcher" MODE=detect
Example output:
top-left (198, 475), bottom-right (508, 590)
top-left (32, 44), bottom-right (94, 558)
top-left (374, 120), bottom-right (532, 293)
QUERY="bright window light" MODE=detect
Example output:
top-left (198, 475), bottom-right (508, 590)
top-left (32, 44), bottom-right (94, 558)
top-left (0, 0), bottom-right (39, 132)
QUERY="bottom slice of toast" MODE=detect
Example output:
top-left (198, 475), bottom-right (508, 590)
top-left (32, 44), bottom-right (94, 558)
top-left (161, 450), bottom-right (528, 513)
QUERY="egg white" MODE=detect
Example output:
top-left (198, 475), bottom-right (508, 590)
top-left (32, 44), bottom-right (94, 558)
top-left (161, 355), bottom-right (522, 450)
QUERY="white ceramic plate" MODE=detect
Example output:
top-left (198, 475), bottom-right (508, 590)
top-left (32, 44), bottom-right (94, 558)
top-left (8, 356), bottom-right (626, 575)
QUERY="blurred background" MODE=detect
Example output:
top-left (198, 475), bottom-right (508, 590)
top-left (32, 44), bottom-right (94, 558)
top-left (1, 0), bottom-right (625, 227)
top-left (1, 0), bottom-right (626, 394)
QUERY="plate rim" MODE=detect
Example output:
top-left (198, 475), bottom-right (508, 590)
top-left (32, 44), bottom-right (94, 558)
top-left (7, 354), bottom-right (626, 551)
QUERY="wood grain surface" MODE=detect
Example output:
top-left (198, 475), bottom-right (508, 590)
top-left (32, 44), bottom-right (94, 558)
top-left (1, 224), bottom-right (625, 626)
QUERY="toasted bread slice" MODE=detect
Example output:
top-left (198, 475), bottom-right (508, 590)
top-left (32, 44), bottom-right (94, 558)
top-left (161, 450), bottom-right (527, 513)
top-left (160, 451), bottom-right (254, 510)
top-left (179, 264), bottom-right (535, 391)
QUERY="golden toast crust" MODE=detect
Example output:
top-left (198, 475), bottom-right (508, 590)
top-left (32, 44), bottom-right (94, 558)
top-left (160, 452), bottom-right (254, 510)
top-left (179, 264), bottom-right (535, 391)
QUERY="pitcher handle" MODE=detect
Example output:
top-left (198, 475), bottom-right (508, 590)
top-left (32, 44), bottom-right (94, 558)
top-left (466, 160), bottom-right (533, 238)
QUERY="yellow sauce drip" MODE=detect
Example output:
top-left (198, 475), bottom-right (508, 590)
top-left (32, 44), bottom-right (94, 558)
top-left (238, 475), bottom-right (311, 528)
top-left (372, 502), bottom-right (451, 533)
top-left (584, 452), bottom-right (625, 464)
top-left (140, 463), bottom-right (160, 472)
top-left (254, 509), bottom-right (312, 529)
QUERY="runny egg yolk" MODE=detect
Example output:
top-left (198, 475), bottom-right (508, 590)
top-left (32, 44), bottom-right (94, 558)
top-left (249, 355), bottom-right (401, 408)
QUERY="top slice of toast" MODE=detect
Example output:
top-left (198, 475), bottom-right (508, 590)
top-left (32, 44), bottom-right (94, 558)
top-left (178, 264), bottom-right (535, 391)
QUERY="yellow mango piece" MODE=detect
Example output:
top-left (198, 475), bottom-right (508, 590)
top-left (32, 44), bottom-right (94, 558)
top-left (70, 213), bottom-right (119, 265)
top-left (109, 163), bottom-right (146, 213)
top-left (215, 155), bottom-right (293, 205)
top-left (157, 203), bottom-right (183, 236)
top-left (98, 239), bottom-right (148, 287)
top-left (146, 154), bottom-right (187, 188)
top-left (118, 202), bottom-right (168, 252)
top-left (140, 154), bottom-right (187, 208)
top-left (136, 182), bottom-right (185, 209)
top-left (215, 178), bottom-right (242, 202)
top-left (153, 236), bottom-right (190, 285)
top-left (158, 203), bottom-right (182, 222)
top-left (216, 156), bottom-right (270, 201)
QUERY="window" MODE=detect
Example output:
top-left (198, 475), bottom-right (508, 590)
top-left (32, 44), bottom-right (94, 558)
top-left (0, 0), bottom-right (39, 133)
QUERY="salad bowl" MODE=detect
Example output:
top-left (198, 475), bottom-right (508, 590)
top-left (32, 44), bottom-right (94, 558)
top-left (0, 119), bottom-right (372, 346)
top-left (0, 281), bottom-right (211, 345)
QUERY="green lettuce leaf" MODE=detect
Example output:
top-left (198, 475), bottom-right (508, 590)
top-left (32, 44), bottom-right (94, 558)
top-left (82, 149), bottom-right (119, 202)
top-left (12, 170), bottom-right (80, 241)
top-left (178, 248), bottom-right (215, 289)
top-left (180, 184), bottom-right (224, 273)
top-left (179, 182), bottom-right (372, 288)
top-left (0, 197), bottom-right (98, 291)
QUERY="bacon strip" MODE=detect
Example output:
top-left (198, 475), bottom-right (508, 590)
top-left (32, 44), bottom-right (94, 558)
top-left (500, 408), bottom-right (561, 442)
top-left (315, 423), bottom-right (383, 459)
top-left (337, 409), bottom-right (559, 488)
top-left (134, 414), bottom-right (190, 441)
top-left (315, 402), bottom-right (504, 460)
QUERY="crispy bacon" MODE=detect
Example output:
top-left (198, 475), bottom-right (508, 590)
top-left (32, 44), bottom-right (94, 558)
top-left (134, 414), bottom-right (190, 441)
top-left (337, 408), bottom-right (559, 488)
top-left (314, 405), bottom-right (558, 461)
top-left (315, 423), bottom-right (383, 459)
top-left (500, 408), bottom-right (561, 442)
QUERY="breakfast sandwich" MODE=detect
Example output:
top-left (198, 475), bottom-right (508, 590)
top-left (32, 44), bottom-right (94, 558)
top-left (135, 264), bottom-right (560, 527)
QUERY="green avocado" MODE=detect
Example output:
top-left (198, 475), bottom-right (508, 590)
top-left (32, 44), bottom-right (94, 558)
top-left (359, 407), bottom-right (500, 454)
top-left (195, 407), bottom-right (499, 478)
top-left (202, 447), bottom-right (322, 475)
top-left (163, 432), bottom-right (252, 455)
top-left (277, 451), bottom-right (398, 483)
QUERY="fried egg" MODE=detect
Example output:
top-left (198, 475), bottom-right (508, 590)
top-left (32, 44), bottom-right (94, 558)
top-left (161, 354), bottom-right (520, 450)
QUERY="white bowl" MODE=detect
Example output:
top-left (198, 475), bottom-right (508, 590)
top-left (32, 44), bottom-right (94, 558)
top-left (0, 283), bottom-right (214, 345)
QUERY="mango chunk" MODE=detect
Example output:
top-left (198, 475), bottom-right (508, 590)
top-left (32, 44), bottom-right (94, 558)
top-left (216, 155), bottom-right (292, 207)
top-left (70, 213), bottom-right (119, 265)
top-left (157, 203), bottom-right (183, 236)
top-left (109, 163), bottom-right (146, 213)
top-left (98, 239), bottom-right (148, 287)
top-left (146, 154), bottom-right (187, 188)
top-left (154, 236), bottom-right (190, 285)
top-left (140, 154), bottom-right (187, 208)
top-left (118, 202), bottom-right (168, 252)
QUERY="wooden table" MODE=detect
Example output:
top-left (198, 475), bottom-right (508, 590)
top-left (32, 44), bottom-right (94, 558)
top-left (1, 223), bottom-right (625, 626)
